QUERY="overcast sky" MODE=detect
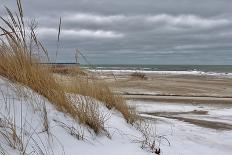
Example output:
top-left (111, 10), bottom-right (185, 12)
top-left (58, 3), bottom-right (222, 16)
top-left (1, 0), bottom-right (232, 64)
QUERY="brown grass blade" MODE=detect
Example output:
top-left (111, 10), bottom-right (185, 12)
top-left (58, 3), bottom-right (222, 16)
top-left (55, 17), bottom-right (62, 62)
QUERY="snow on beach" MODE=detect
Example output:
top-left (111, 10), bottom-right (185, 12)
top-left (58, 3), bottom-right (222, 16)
top-left (0, 77), bottom-right (149, 155)
top-left (128, 100), bottom-right (232, 155)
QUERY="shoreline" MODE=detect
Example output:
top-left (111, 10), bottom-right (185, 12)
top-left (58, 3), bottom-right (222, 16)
top-left (90, 69), bottom-right (232, 78)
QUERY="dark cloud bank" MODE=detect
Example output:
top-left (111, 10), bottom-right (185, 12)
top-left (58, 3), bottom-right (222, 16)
top-left (1, 0), bottom-right (232, 64)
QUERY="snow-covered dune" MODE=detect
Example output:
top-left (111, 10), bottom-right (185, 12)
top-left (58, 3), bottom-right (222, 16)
top-left (0, 77), bottom-right (151, 155)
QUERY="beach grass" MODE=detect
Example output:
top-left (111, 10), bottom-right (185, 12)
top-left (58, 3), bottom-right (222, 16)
top-left (130, 72), bottom-right (148, 80)
top-left (50, 64), bottom-right (87, 76)
top-left (0, 0), bottom-right (136, 134)
top-left (62, 77), bottom-right (137, 123)
top-left (0, 0), bottom-right (103, 134)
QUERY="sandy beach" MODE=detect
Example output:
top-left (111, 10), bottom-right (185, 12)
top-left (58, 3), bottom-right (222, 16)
top-left (94, 71), bottom-right (232, 104)
top-left (95, 70), bottom-right (232, 154)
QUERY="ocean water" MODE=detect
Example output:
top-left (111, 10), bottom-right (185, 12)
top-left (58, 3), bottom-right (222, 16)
top-left (81, 64), bottom-right (232, 73)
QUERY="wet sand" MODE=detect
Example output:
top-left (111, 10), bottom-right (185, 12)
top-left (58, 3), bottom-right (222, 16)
top-left (128, 100), bottom-right (232, 131)
top-left (144, 110), bottom-right (232, 130)
top-left (124, 95), bottom-right (232, 104)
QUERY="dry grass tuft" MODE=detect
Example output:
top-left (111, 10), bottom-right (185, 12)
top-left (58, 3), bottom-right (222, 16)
top-left (0, 0), bottom-right (105, 134)
top-left (50, 64), bottom-right (87, 76)
top-left (0, 46), bottom-right (79, 124)
top-left (0, 83), bottom-right (53, 155)
top-left (0, 118), bottom-right (23, 151)
top-left (133, 121), bottom-right (164, 155)
top-left (130, 72), bottom-right (147, 80)
top-left (63, 77), bottom-right (137, 124)
top-left (53, 119), bottom-right (85, 140)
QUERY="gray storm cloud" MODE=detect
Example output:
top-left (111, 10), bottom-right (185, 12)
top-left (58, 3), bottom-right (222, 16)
top-left (1, 0), bottom-right (232, 64)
